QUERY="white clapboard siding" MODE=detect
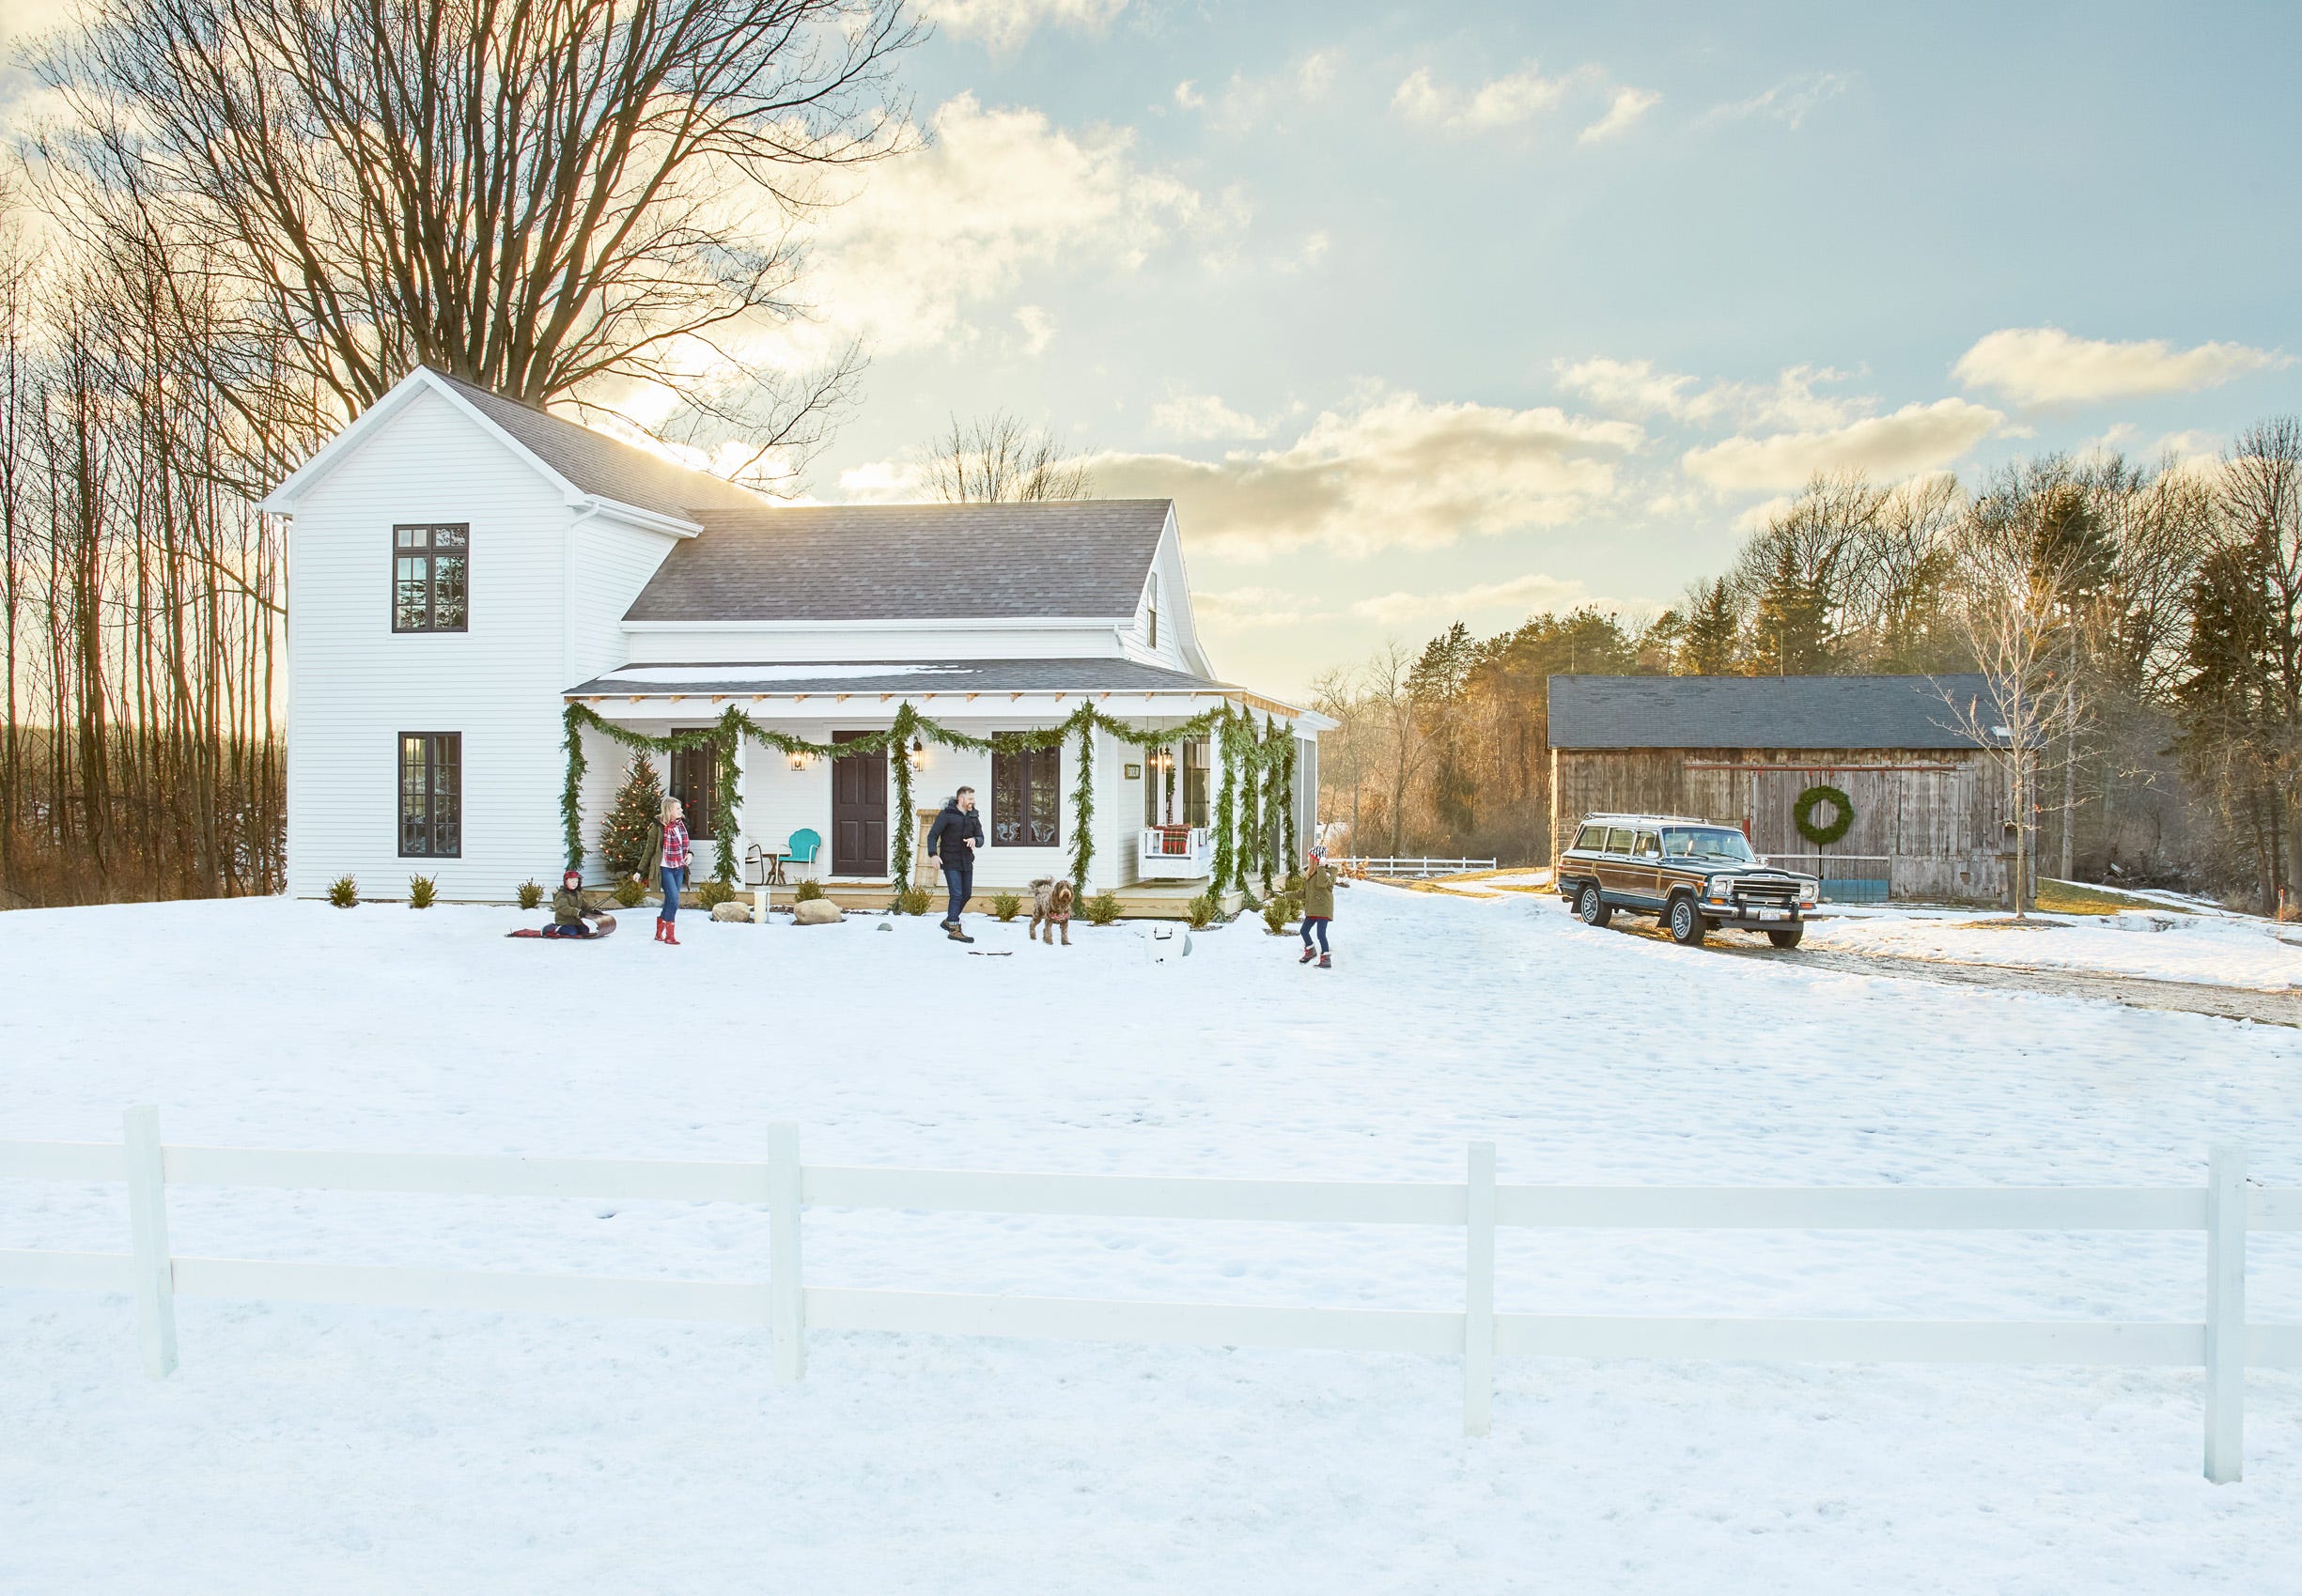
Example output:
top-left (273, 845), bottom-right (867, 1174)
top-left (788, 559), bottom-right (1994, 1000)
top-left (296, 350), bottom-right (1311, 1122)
top-left (568, 513), bottom-right (684, 686)
top-left (285, 385), bottom-right (576, 900)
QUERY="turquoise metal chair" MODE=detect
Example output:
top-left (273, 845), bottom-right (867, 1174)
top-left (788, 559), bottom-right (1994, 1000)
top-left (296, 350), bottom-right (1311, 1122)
top-left (786, 828), bottom-right (822, 882)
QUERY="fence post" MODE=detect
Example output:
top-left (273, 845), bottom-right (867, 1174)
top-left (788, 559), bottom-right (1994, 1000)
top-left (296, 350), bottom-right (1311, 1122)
top-left (2204, 1143), bottom-right (2246, 1483)
top-left (768, 1122), bottom-right (805, 1383)
top-left (123, 1105), bottom-right (178, 1379)
top-left (1464, 1140), bottom-right (1496, 1437)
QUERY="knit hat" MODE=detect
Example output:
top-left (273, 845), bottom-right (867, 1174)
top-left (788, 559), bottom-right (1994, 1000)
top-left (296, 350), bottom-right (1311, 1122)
top-left (563, 868), bottom-right (583, 888)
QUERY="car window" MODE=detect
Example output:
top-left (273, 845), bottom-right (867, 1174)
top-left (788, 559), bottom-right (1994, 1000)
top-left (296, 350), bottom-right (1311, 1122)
top-left (1575, 824), bottom-right (1605, 851)
top-left (1634, 831), bottom-right (1660, 859)
top-left (1661, 826), bottom-right (1756, 863)
top-left (1604, 827), bottom-right (1634, 854)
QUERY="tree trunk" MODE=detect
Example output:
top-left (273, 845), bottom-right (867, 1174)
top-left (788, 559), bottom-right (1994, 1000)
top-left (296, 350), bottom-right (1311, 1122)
top-left (2059, 685), bottom-right (2076, 882)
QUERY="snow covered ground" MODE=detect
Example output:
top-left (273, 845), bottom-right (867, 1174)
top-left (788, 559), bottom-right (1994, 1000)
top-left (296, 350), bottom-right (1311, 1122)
top-left (5, 886), bottom-right (2301, 1593)
top-left (1804, 905), bottom-right (2302, 990)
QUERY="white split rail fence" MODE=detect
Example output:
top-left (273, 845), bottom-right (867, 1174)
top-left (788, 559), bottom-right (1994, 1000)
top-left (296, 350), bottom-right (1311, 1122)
top-left (3, 1113), bottom-right (2297, 1480)
top-left (1343, 856), bottom-right (1501, 878)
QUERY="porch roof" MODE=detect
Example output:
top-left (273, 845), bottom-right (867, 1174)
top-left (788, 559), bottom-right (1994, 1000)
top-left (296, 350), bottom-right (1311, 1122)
top-left (566, 657), bottom-right (1235, 701)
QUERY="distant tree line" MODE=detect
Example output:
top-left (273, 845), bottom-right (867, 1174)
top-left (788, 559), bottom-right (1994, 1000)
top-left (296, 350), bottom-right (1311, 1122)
top-left (1315, 429), bottom-right (2302, 913)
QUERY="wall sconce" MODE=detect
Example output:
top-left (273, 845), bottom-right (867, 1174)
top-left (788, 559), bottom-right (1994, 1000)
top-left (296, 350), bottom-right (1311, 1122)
top-left (788, 750), bottom-right (812, 771)
top-left (910, 737), bottom-right (926, 770)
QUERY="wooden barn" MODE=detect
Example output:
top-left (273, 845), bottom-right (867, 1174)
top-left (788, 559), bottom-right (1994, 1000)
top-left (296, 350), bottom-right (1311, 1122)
top-left (1547, 674), bottom-right (2027, 906)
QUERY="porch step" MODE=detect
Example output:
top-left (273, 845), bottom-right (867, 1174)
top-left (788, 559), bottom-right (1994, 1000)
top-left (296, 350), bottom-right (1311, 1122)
top-left (737, 881), bottom-right (1247, 922)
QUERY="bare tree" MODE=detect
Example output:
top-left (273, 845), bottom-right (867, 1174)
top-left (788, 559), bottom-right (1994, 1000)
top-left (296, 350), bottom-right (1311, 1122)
top-left (925, 411), bottom-right (1094, 503)
top-left (1357, 640), bottom-right (1436, 860)
top-left (1935, 509), bottom-right (2092, 918)
top-left (37, 0), bottom-right (923, 486)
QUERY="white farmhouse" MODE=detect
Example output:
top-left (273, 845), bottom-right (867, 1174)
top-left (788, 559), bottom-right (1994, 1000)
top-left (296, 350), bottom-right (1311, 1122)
top-left (262, 367), bottom-right (1324, 910)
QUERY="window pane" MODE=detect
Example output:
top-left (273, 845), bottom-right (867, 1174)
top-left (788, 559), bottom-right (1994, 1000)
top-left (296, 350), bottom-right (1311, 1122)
top-left (431, 525), bottom-right (467, 550)
top-left (397, 528), bottom-right (423, 550)
top-left (1605, 828), bottom-right (1633, 854)
top-left (990, 752), bottom-right (1025, 844)
top-left (1182, 738), bottom-right (1209, 829)
top-left (396, 557), bottom-right (428, 629)
top-left (432, 556), bottom-right (466, 629)
top-left (1026, 748), bottom-right (1061, 846)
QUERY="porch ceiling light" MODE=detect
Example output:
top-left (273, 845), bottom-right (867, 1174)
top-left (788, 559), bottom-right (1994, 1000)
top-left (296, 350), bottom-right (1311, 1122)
top-left (910, 737), bottom-right (926, 769)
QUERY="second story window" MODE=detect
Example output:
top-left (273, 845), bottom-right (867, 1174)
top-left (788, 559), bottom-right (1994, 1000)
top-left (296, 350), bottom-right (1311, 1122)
top-left (1145, 574), bottom-right (1159, 651)
top-left (394, 523), bottom-right (469, 632)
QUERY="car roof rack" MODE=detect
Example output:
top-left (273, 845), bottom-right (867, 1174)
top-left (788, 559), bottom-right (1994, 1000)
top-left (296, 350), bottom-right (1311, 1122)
top-left (1579, 813), bottom-right (1716, 826)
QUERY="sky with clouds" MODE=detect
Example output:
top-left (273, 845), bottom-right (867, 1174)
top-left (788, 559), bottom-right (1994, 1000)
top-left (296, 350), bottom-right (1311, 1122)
top-left (8, 0), bottom-right (2298, 699)
top-left (779, 0), bottom-right (2301, 696)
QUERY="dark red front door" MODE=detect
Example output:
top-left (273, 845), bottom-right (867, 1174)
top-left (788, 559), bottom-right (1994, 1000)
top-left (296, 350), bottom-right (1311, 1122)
top-left (831, 731), bottom-right (888, 877)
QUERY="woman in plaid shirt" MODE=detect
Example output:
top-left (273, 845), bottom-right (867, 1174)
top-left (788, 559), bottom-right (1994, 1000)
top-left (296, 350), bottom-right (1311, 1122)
top-left (632, 797), bottom-right (692, 945)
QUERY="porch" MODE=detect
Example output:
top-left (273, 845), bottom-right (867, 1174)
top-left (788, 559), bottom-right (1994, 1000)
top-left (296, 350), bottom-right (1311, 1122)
top-left (730, 878), bottom-right (1245, 922)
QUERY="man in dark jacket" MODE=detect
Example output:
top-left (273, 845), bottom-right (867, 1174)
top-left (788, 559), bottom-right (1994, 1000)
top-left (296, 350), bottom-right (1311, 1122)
top-left (925, 786), bottom-right (985, 942)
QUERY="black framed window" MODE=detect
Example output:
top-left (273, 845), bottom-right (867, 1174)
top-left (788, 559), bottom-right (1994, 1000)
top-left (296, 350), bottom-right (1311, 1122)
top-left (393, 523), bottom-right (469, 632)
top-left (1182, 737), bottom-right (1210, 828)
top-left (991, 746), bottom-right (1062, 847)
top-left (398, 733), bottom-right (461, 858)
top-left (670, 742), bottom-right (719, 841)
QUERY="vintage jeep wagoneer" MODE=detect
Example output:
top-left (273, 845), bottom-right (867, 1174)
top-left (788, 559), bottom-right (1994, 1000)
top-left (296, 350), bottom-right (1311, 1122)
top-left (1556, 813), bottom-right (1819, 948)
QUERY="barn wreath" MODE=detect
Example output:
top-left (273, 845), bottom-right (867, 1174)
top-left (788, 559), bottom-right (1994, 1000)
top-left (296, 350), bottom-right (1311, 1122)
top-left (1794, 783), bottom-right (1854, 846)
top-left (559, 699), bottom-right (1296, 906)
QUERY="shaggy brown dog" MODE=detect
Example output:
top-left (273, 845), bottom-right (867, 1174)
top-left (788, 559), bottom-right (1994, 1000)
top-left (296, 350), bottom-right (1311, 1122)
top-left (1027, 875), bottom-right (1074, 945)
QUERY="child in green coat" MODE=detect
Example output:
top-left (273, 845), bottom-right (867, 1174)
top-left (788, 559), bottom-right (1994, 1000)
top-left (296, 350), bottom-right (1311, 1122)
top-left (1298, 848), bottom-right (1336, 968)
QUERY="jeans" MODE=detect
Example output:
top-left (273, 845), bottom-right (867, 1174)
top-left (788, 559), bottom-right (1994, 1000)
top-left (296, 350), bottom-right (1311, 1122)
top-left (941, 861), bottom-right (972, 924)
top-left (659, 865), bottom-right (685, 922)
top-left (1300, 916), bottom-right (1330, 953)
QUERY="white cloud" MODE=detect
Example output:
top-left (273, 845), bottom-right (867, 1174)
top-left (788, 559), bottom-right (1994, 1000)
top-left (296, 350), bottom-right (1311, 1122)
top-left (1173, 80), bottom-right (1204, 111)
top-left (1202, 51), bottom-right (1345, 132)
top-left (1297, 50), bottom-right (1342, 99)
top-left (1196, 586), bottom-right (1334, 628)
top-left (1679, 398), bottom-right (2005, 491)
top-left (1086, 389), bottom-right (1643, 561)
top-left (919, 0), bottom-right (1128, 51)
top-left (786, 94), bottom-right (1215, 361)
top-left (1703, 71), bottom-right (1853, 131)
top-left (1554, 357), bottom-right (1865, 431)
top-left (1150, 393), bottom-right (1268, 442)
top-left (1952, 327), bottom-right (2290, 406)
top-left (1578, 86), bottom-right (1660, 145)
top-left (1350, 573), bottom-right (1592, 626)
top-left (1393, 61), bottom-right (1603, 132)
top-left (1012, 304), bottom-right (1055, 356)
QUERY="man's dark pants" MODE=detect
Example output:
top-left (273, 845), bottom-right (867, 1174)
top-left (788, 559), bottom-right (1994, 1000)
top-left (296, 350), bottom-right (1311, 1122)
top-left (941, 860), bottom-right (972, 925)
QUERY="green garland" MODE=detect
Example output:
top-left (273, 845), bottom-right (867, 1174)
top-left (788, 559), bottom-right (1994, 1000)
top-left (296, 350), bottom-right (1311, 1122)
top-left (561, 697), bottom-right (1291, 894)
top-left (1260, 715), bottom-right (1288, 895)
top-left (1280, 732), bottom-right (1298, 871)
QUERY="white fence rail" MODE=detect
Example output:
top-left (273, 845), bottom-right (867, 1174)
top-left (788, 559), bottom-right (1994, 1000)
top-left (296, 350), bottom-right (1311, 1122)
top-left (3, 1112), bottom-right (2297, 1480)
top-left (1343, 856), bottom-right (1500, 878)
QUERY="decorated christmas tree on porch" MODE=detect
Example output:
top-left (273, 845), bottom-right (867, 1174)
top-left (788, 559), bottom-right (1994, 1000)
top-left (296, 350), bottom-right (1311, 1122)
top-left (600, 754), bottom-right (663, 877)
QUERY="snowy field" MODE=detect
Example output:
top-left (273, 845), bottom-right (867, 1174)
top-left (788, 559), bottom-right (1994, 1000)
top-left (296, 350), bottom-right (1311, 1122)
top-left (5, 886), bottom-right (2301, 1593)
top-left (1803, 905), bottom-right (2302, 990)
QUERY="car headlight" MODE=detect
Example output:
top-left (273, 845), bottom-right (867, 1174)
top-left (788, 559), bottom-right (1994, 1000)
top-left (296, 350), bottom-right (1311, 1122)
top-left (1798, 881), bottom-right (1818, 905)
top-left (1704, 876), bottom-right (1734, 901)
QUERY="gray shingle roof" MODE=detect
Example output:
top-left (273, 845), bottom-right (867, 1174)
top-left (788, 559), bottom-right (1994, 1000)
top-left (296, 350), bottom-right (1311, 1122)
top-left (622, 501), bottom-right (1173, 623)
top-left (565, 658), bottom-right (1229, 697)
top-left (1547, 674), bottom-right (1998, 751)
top-left (433, 370), bottom-right (764, 522)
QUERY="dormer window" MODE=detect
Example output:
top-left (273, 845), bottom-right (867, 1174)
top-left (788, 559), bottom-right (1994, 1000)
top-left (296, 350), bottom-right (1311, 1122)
top-left (394, 523), bottom-right (469, 632)
top-left (1145, 573), bottom-right (1159, 650)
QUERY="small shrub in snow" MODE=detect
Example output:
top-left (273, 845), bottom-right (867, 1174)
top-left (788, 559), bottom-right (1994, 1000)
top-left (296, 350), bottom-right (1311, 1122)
top-left (991, 890), bottom-right (1022, 922)
top-left (896, 885), bottom-right (932, 916)
top-left (1186, 891), bottom-right (1217, 929)
top-left (613, 876), bottom-right (646, 909)
top-left (1082, 889), bottom-right (1121, 926)
top-left (516, 879), bottom-right (543, 910)
top-left (407, 875), bottom-right (437, 909)
top-left (327, 874), bottom-right (358, 908)
top-left (696, 879), bottom-right (733, 909)
top-left (793, 879), bottom-right (826, 903)
top-left (1261, 895), bottom-right (1300, 935)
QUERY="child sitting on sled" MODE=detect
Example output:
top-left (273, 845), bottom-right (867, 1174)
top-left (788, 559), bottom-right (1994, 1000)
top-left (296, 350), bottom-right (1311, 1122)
top-left (547, 869), bottom-right (601, 937)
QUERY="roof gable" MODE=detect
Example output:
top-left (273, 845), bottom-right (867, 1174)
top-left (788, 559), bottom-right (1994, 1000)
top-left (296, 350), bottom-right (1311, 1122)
top-left (262, 366), bottom-right (763, 526)
top-left (624, 500), bottom-right (1175, 624)
top-left (1548, 674), bottom-right (1998, 751)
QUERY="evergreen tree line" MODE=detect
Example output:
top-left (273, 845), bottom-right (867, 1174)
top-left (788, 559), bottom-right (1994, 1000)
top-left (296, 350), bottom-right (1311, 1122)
top-left (1314, 427), bottom-right (2302, 912)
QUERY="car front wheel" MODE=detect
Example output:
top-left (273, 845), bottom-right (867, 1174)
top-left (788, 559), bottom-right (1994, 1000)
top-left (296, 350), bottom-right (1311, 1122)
top-left (1577, 883), bottom-right (1611, 927)
top-left (1667, 895), bottom-right (1707, 946)
top-left (1767, 925), bottom-right (1804, 950)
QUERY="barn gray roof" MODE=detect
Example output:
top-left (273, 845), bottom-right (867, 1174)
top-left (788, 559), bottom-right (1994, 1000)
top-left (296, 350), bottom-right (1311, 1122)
top-left (1548, 674), bottom-right (1998, 751)
top-left (434, 370), bottom-right (765, 521)
top-left (622, 501), bottom-right (1173, 623)
top-left (565, 658), bottom-right (1228, 698)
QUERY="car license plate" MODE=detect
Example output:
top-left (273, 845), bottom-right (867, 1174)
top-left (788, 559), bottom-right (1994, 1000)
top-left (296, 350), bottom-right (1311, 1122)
top-left (1755, 908), bottom-right (1786, 922)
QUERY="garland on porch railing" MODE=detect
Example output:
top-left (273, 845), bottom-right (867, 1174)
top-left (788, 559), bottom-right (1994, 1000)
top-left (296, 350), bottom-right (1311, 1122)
top-left (561, 698), bottom-right (1289, 900)
top-left (1260, 714), bottom-right (1289, 895)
